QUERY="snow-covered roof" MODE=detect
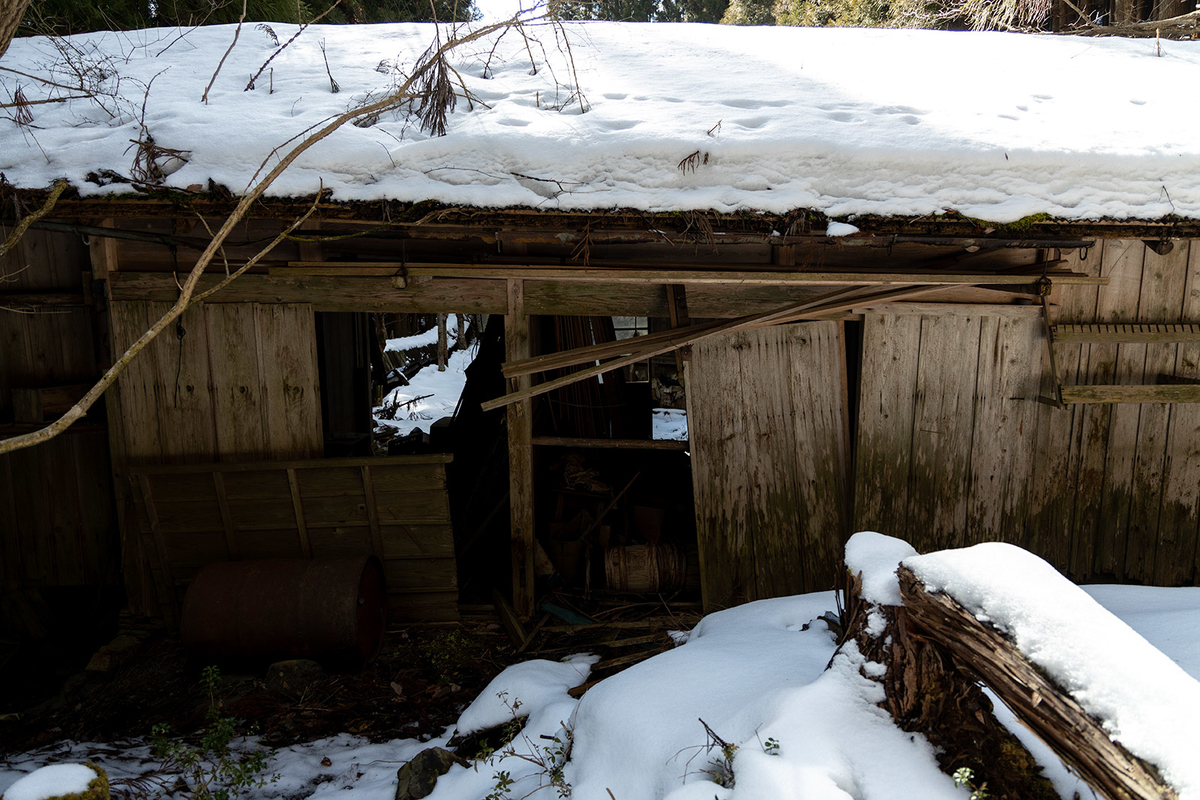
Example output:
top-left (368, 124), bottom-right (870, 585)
top-left (3, 22), bottom-right (1199, 223)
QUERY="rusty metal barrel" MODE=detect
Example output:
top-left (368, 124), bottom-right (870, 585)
top-left (182, 556), bottom-right (386, 665)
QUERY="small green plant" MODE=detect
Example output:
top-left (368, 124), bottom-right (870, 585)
top-left (479, 693), bottom-right (574, 799)
top-left (762, 737), bottom-right (780, 756)
top-left (953, 767), bottom-right (990, 800)
top-left (697, 720), bottom-right (737, 788)
top-left (149, 666), bottom-right (277, 800)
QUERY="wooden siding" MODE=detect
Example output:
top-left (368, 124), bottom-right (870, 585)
top-left (128, 456), bottom-right (458, 624)
top-left (1, 228), bottom-right (118, 587)
top-left (108, 301), bottom-right (323, 464)
top-left (687, 322), bottom-right (849, 610)
top-left (854, 240), bottom-right (1200, 585)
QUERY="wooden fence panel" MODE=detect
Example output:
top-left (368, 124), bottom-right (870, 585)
top-left (129, 456), bottom-right (458, 623)
top-left (689, 322), bottom-right (849, 610)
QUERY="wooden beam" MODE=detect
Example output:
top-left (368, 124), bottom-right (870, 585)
top-left (0, 291), bottom-right (87, 309)
top-left (285, 261), bottom-right (1105, 286)
top-left (1053, 323), bottom-right (1200, 343)
top-left (12, 383), bottom-right (92, 424)
top-left (531, 436), bottom-right (689, 450)
top-left (667, 284), bottom-right (691, 372)
top-left (131, 453), bottom-right (452, 475)
top-left (496, 284), bottom-right (945, 387)
top-left (1060, 385), bottom-right (1200, 404)
top-left (506, 279), bottom-right (535, 621)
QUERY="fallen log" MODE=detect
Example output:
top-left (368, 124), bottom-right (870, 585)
top-left (897, 565), bottom-right (1178, 800)
top-left (840, 568), bottom-right (1059, 800)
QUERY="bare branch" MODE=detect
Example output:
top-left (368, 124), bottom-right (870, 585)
top-left (202, 0), bottom-right (248, 104)
top-left (0, 15), bottom-right (543, 455)
top-left (0, 179), bottom-right (67, 261)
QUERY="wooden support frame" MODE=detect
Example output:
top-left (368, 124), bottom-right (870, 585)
top-left (1052, 323), bottom-right (1200, 343)
top-left (1060, 385), bottom-right (1200, 404)
top-left (484, 284), bottom-right (952, 412)
top-left (506, 279), bottom-right (536, 620)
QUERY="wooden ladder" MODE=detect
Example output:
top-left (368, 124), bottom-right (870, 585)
top-left (1045, 321), bottom-right (1200, 404)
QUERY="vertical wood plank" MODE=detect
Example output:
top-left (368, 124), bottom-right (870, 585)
top-left (788, 321), bottom-right (849, 589)
top-left (853, 313), bottom-right (922, 537)
top-left (255, 304), bottom-right (323, 459)
top-left (110, 301), bottom-right (166, 464)
top-left (287, 468), bottom-right (313, 558)
top-left (136, 475), bottom-right (180, 627)
top-left (205, 304), bottom-right (268, 461)
top-left (687, 334), bottom-right (755, 610)
top-left (361, 465), bottom-right (386, 558)
top-left (1163, 242), bottom-right (1200, 585)
top-left (906, 314), bottom-right (981, 552)
top-left (212, 472), bottom-right (240, 560)
top-left (506, 279), bottom-right (535, 619)
top-left (1127, 243), bottom-right (1190, 582)
top-left (1032, 249), bottom-right (1097, 578)
top-left (144, 300), bottom-right (218, 464)
top-left (1094, 241), bottom-right (1147, 580)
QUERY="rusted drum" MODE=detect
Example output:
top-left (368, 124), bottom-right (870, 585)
top-left (604, 544), bottom-right (686, 593)
top-left (182, 556), bottom-right (386, 664)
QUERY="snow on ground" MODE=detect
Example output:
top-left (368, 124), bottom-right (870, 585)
top-left (374, 347), bottom-right (474, 436)
top-left (2, 763), bottom-right (98, 800)
top-left (650, 408), bottom-right (686, 441)
top-left (6, 537), bottom-right (1200, 800)
top-left (383, 316), bottom-right (464, 354)
top-left (3, 23), bottom-right (1200, 222)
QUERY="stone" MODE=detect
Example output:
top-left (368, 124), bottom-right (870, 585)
top-left (265, 659), bottom-right (326, 694)
top-left (394, 747), bottom-right (467, 800)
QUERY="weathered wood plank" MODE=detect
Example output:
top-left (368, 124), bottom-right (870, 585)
top-left (1054, 323), bottom-right (1200, 343)
top-left (906, 314), bottom-right (981, 551)
top-left (253, 304), bottom-right (323, 459)
top-left (1164, 243), bottom-right (1200, 585)
top-left (788, 321), bottom-right (849, 588)
top-left (506, 279), bottom-right (535, 619)
top-left (110, 301), bottom-right (166, 464)
top-left (1061, 385), bottom-right (1200, 403)
top-left (1093, 240), bottom-right (1147, 580)
top-left (379, 524), bottom-right (455, 559)
top-left (204, 304), bottom-right (268, 461)
top-left (745, 326), bottom-right (805, 597)
top-left (145, 300), bottom-right (219, 464)
top-left (1126, 244), bottom-right (1191, 583)
top-left (688, 330), bottom-right (756, 610)
top-left (853, 313), bottom-right (922, 536)
top-left (1030, 248), bottom-right (1096, 578)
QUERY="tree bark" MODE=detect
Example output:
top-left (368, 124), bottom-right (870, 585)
top-left (896, 566), bottom-right (1178, 800)
top-left (0, 0), bottom-right (31, 61)
top-left (841, 568), bottom-right (1060, 800)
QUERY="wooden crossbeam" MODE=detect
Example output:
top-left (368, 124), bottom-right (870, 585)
top-left (1052, 323), bottom-right (1200, 344)
top-left (483, 284), bottom-right (947, 412)
top-left (281, 261), bottom-right (1105, 286)
top-left (1060, 385), bottom-right (1200, 404)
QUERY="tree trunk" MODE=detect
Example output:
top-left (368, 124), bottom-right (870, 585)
top-left (0, 0), bottom-right (32, 61)
top-left (840, 568), bottom-right (1060, 800)
top-left (437, 313), bottom-right (448, 371)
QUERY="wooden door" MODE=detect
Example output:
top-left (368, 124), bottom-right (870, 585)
top-left (687, 321), bottom-right (850, 611)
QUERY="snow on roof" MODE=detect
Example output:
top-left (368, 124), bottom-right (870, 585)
top-left (3, 22), bottom-right (1199, 223)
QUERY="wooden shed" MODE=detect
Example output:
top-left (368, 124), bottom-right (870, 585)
top-left (3, 22), bottom-right (1200, 630)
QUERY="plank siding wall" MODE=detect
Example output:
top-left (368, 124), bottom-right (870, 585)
top-left (108, 299), bottom-right (323, 618)
top-left (687, 322), bottom-right (849, 610)
top-left (108, 301), bottom-right (323, 464)
top-left (0, 229), bottom-right (119, 587)
top-left (855, 240), bottom-right (1200, 585)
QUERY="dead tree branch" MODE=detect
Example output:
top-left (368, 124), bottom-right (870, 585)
top-left (0, 178), bottom-right (67, 262)
top-left (0, 14), bottom-right (546, 456)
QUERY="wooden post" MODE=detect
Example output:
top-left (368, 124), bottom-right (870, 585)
top-left (506, 279), bottom-right (535, 619)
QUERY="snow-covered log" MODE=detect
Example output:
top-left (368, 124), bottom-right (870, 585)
top-left (897, 565), bottom-right (1179, 800)
top-left (841, 565), bottom-right (1060, 800)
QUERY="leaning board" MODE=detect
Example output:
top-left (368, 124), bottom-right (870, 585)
top-left (128, 454), bottom-right (457, 626)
